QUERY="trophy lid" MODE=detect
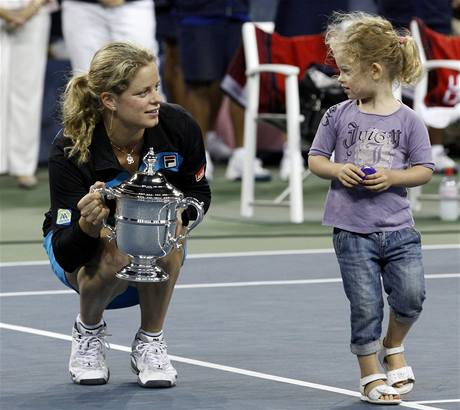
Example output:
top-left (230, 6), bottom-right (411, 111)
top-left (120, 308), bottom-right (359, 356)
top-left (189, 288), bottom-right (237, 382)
top-left (114, 148), bottom-right (183, 200)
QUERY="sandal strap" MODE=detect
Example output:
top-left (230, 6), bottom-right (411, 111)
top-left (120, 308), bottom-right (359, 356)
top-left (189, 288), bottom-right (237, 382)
top-left (367, 384), bottom-right (400, 401)
top-left (382, 343), bottom-right (405, 356)
top-left (386, 366), bottom-right (415, 386)
top-left (360, 373), bottom-right (387, 387)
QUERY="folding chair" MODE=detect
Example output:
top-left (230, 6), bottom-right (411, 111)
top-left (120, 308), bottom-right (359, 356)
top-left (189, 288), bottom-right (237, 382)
top-left (240, 22), bottom-right (328, 223)
top-left (409, 19), bottom-right (460, 210)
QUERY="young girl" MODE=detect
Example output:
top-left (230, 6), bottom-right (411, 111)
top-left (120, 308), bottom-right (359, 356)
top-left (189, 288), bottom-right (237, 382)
top-left (308, 12), bottom-right (434, 405)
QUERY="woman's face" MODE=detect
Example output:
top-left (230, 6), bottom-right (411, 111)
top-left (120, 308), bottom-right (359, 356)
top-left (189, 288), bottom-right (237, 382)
top-left (113, 62), bottom-right (162, 130)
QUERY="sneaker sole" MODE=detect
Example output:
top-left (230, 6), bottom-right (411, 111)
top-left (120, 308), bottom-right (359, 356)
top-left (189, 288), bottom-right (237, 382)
top-left (138, 379), bottom-right (176, 388)
top-left (70, 370), bottom-right (110, 385)
top-left (131, 361), bottom-right (177, 388)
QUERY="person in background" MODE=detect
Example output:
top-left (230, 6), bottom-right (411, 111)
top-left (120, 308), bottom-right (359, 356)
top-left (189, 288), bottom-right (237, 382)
top-left (0, 0), bottom-right (55, 188)
top-left (309, 12), bottom-right (433, 404)
top-left (42, 42), bottom-right (211, 387)
top-left (377, 0), bottom-right (458, 173)
top-left (175, 0), bottom-right (250, 180)
top-left (61, 0), bottom-right (158, 73)
top-left (154, 0), bottom-right (187, 106)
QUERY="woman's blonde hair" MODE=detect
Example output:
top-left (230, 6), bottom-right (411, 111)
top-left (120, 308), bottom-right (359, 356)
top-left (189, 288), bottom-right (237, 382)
top-left (325, 12), bottom-right (422, 86)
top-left (62, 42), bottom-right (155, 164)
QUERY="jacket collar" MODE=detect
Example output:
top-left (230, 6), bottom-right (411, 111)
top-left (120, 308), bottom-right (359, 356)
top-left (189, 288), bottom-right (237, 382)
top-left (91, 122), bottom-right (161, 172)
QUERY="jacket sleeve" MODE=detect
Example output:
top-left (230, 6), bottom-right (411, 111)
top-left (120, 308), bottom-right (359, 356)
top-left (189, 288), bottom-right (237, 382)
top-left (47, 146), bottom-right (100, 272)
top-left (163, 109), bottom-right (211, 224)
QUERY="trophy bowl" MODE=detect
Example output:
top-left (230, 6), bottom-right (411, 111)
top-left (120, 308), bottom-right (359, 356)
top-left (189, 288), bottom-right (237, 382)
top-left (94, 148), bottom-right (204, 282)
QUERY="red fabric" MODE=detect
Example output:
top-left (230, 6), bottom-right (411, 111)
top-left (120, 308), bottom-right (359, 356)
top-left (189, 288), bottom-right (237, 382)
top-left (417, 19), bottom-right (460, 107)
top-left (224, 27), bottom-right (329, 113)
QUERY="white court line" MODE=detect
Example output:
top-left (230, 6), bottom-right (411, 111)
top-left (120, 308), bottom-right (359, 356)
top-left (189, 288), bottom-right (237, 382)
top-left (1, 243), bottom-right (459, 268)
top-left (416, 400), bottom-right (460, 404)
top-left (0, 273), bottom-right (458, 298)
top-left (0, 322), bottom-right (443, 410)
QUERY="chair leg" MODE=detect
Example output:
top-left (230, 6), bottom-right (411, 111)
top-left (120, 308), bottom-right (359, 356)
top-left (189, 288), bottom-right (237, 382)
top-left (241, 77), bottom-right (259, 218)
top-left (285, 74), bottom-right (304, 223)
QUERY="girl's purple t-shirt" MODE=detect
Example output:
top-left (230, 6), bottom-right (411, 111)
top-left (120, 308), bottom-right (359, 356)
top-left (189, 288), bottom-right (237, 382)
top-left (309, 100), bottom-right (434, 233)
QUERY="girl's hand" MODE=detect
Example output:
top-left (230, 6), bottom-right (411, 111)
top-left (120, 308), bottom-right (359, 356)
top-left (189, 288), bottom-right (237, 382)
top-left (77, 182), bottom-right (110, 238)
top-left (361, 168), bottom-right (394, 192)
top-left (337, 163), bottom-right (365, 188)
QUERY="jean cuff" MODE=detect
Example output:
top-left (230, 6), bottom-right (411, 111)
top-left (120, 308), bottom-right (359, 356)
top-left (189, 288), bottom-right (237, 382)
top-left (392, 310), bottom-right (420, 325)
top-left (351, 339), bottom-right (381, 356)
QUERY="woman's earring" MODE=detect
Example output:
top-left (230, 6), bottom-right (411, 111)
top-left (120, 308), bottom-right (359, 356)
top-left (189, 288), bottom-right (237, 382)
top-left (109, 109), bottom-right (114, 132)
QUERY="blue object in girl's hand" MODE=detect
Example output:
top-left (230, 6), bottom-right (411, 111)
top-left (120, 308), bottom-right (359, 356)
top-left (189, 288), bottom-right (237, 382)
top-left (361, 166), bottom-right (376, 175)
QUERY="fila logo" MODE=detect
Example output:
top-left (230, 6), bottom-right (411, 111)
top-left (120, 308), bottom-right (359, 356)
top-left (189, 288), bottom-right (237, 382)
top-left (163, 155), bottom-right (177, 168)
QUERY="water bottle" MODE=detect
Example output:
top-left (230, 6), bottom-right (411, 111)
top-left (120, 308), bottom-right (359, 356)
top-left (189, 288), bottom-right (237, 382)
top-left (439, 167), bottom-right (459, 221)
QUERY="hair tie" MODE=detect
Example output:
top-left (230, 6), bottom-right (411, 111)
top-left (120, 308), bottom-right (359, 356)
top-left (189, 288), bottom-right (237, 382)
top-left (399, 36), bottom-right (407, 45)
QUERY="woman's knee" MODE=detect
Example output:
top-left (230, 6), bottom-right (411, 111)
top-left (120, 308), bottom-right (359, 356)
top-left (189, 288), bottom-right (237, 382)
top-left (81, 237), bottom-right (130, 283)
top-left (158, 247), bottom-right (184, 276)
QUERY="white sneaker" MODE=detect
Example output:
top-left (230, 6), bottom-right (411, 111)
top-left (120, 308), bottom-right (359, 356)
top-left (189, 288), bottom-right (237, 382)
top-left (69, 320), bottom-right (109, 385)
top-left (131, 331), bottom-right (177, 388)
top-left (432, 145), bottom-right (458, 173)
top-left (279, 147), bottom-right (305, 181)
top-left (225, 147), bottom-right (271, 181)
top-left (205, 151), bottom-right (214, 180)
top-left (206, 131), bottom-right (232, 161)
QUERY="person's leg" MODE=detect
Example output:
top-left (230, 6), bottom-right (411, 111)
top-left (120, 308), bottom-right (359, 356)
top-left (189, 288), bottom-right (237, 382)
top-left (130, 234), bottom-right (185, 388)
top-left (185, 80), bottom-right (223, 138)
top-left (381, 228), bottom-right (425, 390)
top-left (226, 98), bottom-right (272, 181)
top-left (8, 13), bottom-right (50, 186)
top-left (136, 245), bottom-right (184, 331)
top-left (110, 0), bottom-right (158, 57)
top-left (429, 126), bottom-right (457, 172)
top-left (71, 232), bottom-right (130, 325)
top-left (0, 25), bottom-right (12, 175)
top-left (162, 40), bottom-right (187, 106)
top-left (333, 229), bottom-right (399, 402)
top-left (63, 229), bottom-right (130, 385)
top-left (61, 0), bottom-right (111, 72)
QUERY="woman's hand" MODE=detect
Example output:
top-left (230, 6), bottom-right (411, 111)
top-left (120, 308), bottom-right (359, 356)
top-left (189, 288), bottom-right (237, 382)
top-left (77, 181), bottom-right (110, 238)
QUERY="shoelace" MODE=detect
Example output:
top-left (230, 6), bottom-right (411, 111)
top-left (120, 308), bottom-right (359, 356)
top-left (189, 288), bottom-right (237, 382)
top-left (135, 339), bottom-right (170, 369)
top-left (75, 331), bottom-right (110, 368)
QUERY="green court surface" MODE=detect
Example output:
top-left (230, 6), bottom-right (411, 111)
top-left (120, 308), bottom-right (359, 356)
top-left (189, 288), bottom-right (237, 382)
top-left (1, 163), bottom-right (459, 262)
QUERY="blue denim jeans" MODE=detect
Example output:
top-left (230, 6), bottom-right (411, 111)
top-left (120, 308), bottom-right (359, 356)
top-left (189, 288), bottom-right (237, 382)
top-left (333, 227), bottom-right (426, 356)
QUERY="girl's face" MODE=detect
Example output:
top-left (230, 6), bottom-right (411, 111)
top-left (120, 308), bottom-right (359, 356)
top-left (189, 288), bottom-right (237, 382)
top-left (334, 52), bottom-right (375, 101)
top-left (114, 62), bottom-right (161, 130)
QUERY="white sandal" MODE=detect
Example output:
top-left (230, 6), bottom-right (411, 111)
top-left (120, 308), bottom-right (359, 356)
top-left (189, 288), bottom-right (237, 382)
top-left (360, 373), bottom-right (402, 405)
top-left (378, 343), bottom-right (415, 395)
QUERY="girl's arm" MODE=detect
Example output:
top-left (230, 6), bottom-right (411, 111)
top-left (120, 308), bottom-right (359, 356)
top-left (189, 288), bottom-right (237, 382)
top-left (362, 165), bottom-right (433, 192)
top-left (308, 155), bottom-right (365, 188)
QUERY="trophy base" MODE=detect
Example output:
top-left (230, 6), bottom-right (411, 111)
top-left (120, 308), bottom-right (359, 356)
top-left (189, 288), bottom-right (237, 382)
top-left (115, 259), bottom-right (169, 282)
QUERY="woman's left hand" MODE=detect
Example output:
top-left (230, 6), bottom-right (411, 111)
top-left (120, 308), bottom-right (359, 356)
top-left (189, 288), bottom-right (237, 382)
top-left (360, 168), bottom-right (394, 192)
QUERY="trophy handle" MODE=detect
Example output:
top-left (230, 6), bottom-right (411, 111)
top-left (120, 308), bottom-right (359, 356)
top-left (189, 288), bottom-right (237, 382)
top-left (170, 197), bottom-right (204, 248)
top-left (89, 186), bottom-right (117, 241)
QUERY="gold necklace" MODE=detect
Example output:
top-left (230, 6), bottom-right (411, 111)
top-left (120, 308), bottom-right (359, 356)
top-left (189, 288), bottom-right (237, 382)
top-left (110, 141), bottom-right (137, 165)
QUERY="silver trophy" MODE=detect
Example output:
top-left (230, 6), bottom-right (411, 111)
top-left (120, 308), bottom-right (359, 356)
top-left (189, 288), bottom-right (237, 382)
top-left (93, 148), bottom-right (204, 282)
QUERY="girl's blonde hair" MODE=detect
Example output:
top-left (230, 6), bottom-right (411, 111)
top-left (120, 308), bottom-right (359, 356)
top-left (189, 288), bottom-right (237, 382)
top-left (325, 12), bottom-right (422, 86)
top-left (62, 42), bottom-right (155, 164)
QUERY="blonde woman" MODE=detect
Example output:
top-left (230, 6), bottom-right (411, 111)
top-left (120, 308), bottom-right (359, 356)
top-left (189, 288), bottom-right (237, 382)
top-left (42, 42), bottom-right (211, 387)
top-left (308, 12), bottom-right (433, 405)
